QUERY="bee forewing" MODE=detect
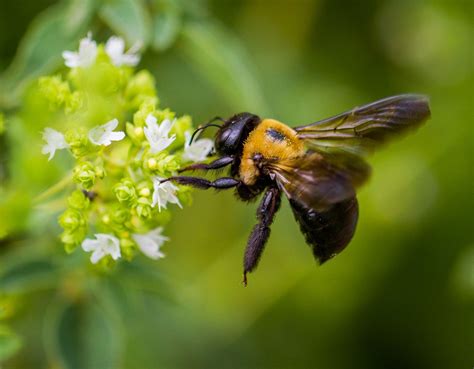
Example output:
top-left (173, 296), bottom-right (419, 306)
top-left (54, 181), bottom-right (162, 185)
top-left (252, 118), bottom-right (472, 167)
top-left (295, 94), bottom-right (431, 156)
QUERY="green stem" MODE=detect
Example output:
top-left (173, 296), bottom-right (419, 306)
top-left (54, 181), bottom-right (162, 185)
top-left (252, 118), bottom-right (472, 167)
top-left (33, 173), bottom-right (73, 204)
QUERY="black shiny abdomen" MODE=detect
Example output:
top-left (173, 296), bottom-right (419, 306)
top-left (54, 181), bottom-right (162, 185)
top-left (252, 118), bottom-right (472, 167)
top-left (290, 197), bottom-right (359, 264)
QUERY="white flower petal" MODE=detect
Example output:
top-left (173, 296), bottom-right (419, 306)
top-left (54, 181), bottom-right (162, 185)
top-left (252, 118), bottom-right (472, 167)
top-left (82, 239), bottom-right (99, 252)
top-left (145, 114), bottom-right (157, 126)
top-left (120, 54), bottom-right (140, 66)
top-left (158, 119), bottom-right (173, 135)
top-left (182, 131), bottom-right (214, 162)
top-left (82, 234), bottom-right (121, 264)
top-left (105, 36), bottom-right (125, 58)
top-left (152, 177), bottom-right (182, 211)
top-left (62, 33), bottom-right (97, 68)
top-left (90, 248), bottom-right (106, 264)
top-left (144, 115), bottom-right (176, 153)
top-left (42, 128), bottom-right (69, 160)
top-left (62, 51), bottom-right (80, 68)
top-left (103, 118), bottom-right (119, 131)
top-left (132, 227), bottom-right (169, 260)
top-left (88, 119), bottom-right (125, 146)
top-left (108, 131), bottom-right (126, 142)
top-left (105, 36), bottom-right (141, 67)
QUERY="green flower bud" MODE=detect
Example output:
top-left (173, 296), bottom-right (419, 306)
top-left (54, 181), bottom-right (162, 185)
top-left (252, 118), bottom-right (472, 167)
top-left (155, 108), bottom-right (175, 124)
top-left (137, 181), bottom-right (152, 197)
top-left (62, 235), bottom-right (83, 253)
top-left (67, 190), bottom-right (90, 210)
top-left (65, 128), bottom-right (91, 158)
top-left (114, 178), bottom-right (137, 204)
top-left (120, 238), bottom-right (135, 261)
top-left (125, 70), bottom-right (158, 109)
top-left (38, 75), bottom-right (70, 110)
top-left (126, 122), bottom-right (144, 146)
top-left (135, 197), bottom-right (152, 219)
top-left (73, 161), bottom-right (96, 190)
top-left (95, 164), bottom-right (106, 180)
top-left (95, 45), bottom-right (110, 64)
top-left (68, 53), bottom-right (130, 102)
top-left (144, 152), bottom-right (180, 176)
top-left (65, 91), bottom-right (84, 114)
top-left (58, 209), bottom-right (87, 250)
top-left (133, 99), bottom-right (157, 127)
top-left (58, 208), bottom-right (86, 231)
top-left (110, 204), bottom-right (131, 226)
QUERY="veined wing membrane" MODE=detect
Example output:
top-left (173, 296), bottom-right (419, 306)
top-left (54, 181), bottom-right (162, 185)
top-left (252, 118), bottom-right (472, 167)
top-left (268, 152), bottom-right (370, 211)
top-left (295, 94), bottom-right (431, 156)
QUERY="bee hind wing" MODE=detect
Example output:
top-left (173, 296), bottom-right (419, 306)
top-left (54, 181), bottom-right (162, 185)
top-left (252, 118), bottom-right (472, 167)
top-left (270, 152), bottom-right (370, 211)
top-left (268, 153), bottom-right (363, 263)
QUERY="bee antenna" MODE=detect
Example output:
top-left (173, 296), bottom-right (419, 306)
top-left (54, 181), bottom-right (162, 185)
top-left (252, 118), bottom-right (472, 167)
top-left (189, 116), bottom-right (224, 145)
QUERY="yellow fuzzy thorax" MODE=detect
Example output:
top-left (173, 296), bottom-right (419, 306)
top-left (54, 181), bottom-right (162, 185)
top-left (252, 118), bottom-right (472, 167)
top-left (240, 119), bottom-right (305, 185)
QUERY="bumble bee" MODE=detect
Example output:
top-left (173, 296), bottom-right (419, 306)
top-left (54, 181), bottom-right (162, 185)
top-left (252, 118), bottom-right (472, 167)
top-left (163, 94), bottom-right (430, 285)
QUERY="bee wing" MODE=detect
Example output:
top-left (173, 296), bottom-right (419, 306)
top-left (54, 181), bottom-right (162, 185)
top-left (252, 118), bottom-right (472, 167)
top-left (294, 94), bottom-right (430, 156)
top-left (269, 152), bottom-right (370, 211)
top-left (267, 153), bottom-right (362, 263)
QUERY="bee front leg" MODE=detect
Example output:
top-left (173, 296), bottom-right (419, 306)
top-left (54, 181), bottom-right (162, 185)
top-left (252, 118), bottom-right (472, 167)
top-left (162, 176), bottom-right (240, 190)
top-left (178, 156), bottom-right (234, 173)
top-left (243, 187), bottom-right (281, 286)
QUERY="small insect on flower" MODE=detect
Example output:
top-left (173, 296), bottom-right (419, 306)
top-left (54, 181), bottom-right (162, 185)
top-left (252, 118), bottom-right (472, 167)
top-left (162, 94), bottom-right (431, 285)
top-left (41, 128), bottom-right (69, 160)
top-left (152, 177), bottom-right (182, 212)
top-left (105, 36), bottom-right (141, 67)
top-left (132, 227), bottom-right (169, 259)
top-left (62, 32), bottom-right (97, 68)
top-left (144, 114), bottom-right (176, 153)
top-left (82, 233), bottom-right (121, 264)
top-left (88, 119), bottom-right (125, 146)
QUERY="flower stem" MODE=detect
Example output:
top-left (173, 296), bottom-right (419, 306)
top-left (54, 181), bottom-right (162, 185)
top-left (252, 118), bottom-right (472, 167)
top-left (33, 173), bottom-right (73, 204)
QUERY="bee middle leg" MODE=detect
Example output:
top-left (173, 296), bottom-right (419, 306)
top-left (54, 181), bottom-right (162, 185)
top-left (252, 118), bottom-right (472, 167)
top-left (243, 186), bottom-right (281, 286)
top-left (178, 156), bottom-right (234, 173)
top-left (162, 176), bottom-right (240, 190)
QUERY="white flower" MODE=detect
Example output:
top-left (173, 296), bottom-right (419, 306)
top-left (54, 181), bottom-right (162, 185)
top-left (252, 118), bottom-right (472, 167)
top-left (152, 177), bottom-right (182, 211)
top-left (132, 227), bottom-right (169, 260)
top-left (182, 131), bottom-right (214, 162)
top-left (62, 32), bottom-right (97, 68)
top-left (105, 36), bottom-right (141, 67)
top-left (41, 128), bottom-right (69, 161)
top-left (81, 233), bottom-right (121, 264)
top-left (143, 114), bottom-right (176, 153)
top-left (88, 118), bottom-right (125, 146)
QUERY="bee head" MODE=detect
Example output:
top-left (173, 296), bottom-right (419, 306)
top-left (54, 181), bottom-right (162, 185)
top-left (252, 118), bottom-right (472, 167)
top-left (214, 113), bottom-right (260, 155)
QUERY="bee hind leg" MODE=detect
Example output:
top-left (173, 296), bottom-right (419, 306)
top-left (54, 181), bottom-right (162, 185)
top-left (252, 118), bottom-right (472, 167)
top-left (243, 186), bottom-right (281, 286)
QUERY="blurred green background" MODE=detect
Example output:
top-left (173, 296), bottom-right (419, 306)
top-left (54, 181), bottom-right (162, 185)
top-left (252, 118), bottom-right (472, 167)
top-left (0, 0), bottom-right (473, 368)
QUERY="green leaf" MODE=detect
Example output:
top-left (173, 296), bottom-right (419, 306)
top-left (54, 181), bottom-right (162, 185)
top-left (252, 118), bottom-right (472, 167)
top-left (44, 297), bottom-right (122, 369)
top-left (151, 8), bottom-right (182, 51)
top-left (0, 257), bottom-right (58, 293)
top-left (100, 0), bottom-right (152, 46)
top-left (179, 21), bottom-right (268, 113)
top-left (0, 325), bottom-right (22, 361)
top-left (0, 0), bottom-right (98, 108)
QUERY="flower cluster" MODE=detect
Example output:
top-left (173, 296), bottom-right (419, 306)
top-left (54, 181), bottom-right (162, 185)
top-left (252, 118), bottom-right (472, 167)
top-left (40, 34), bottom-right (213, 266)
